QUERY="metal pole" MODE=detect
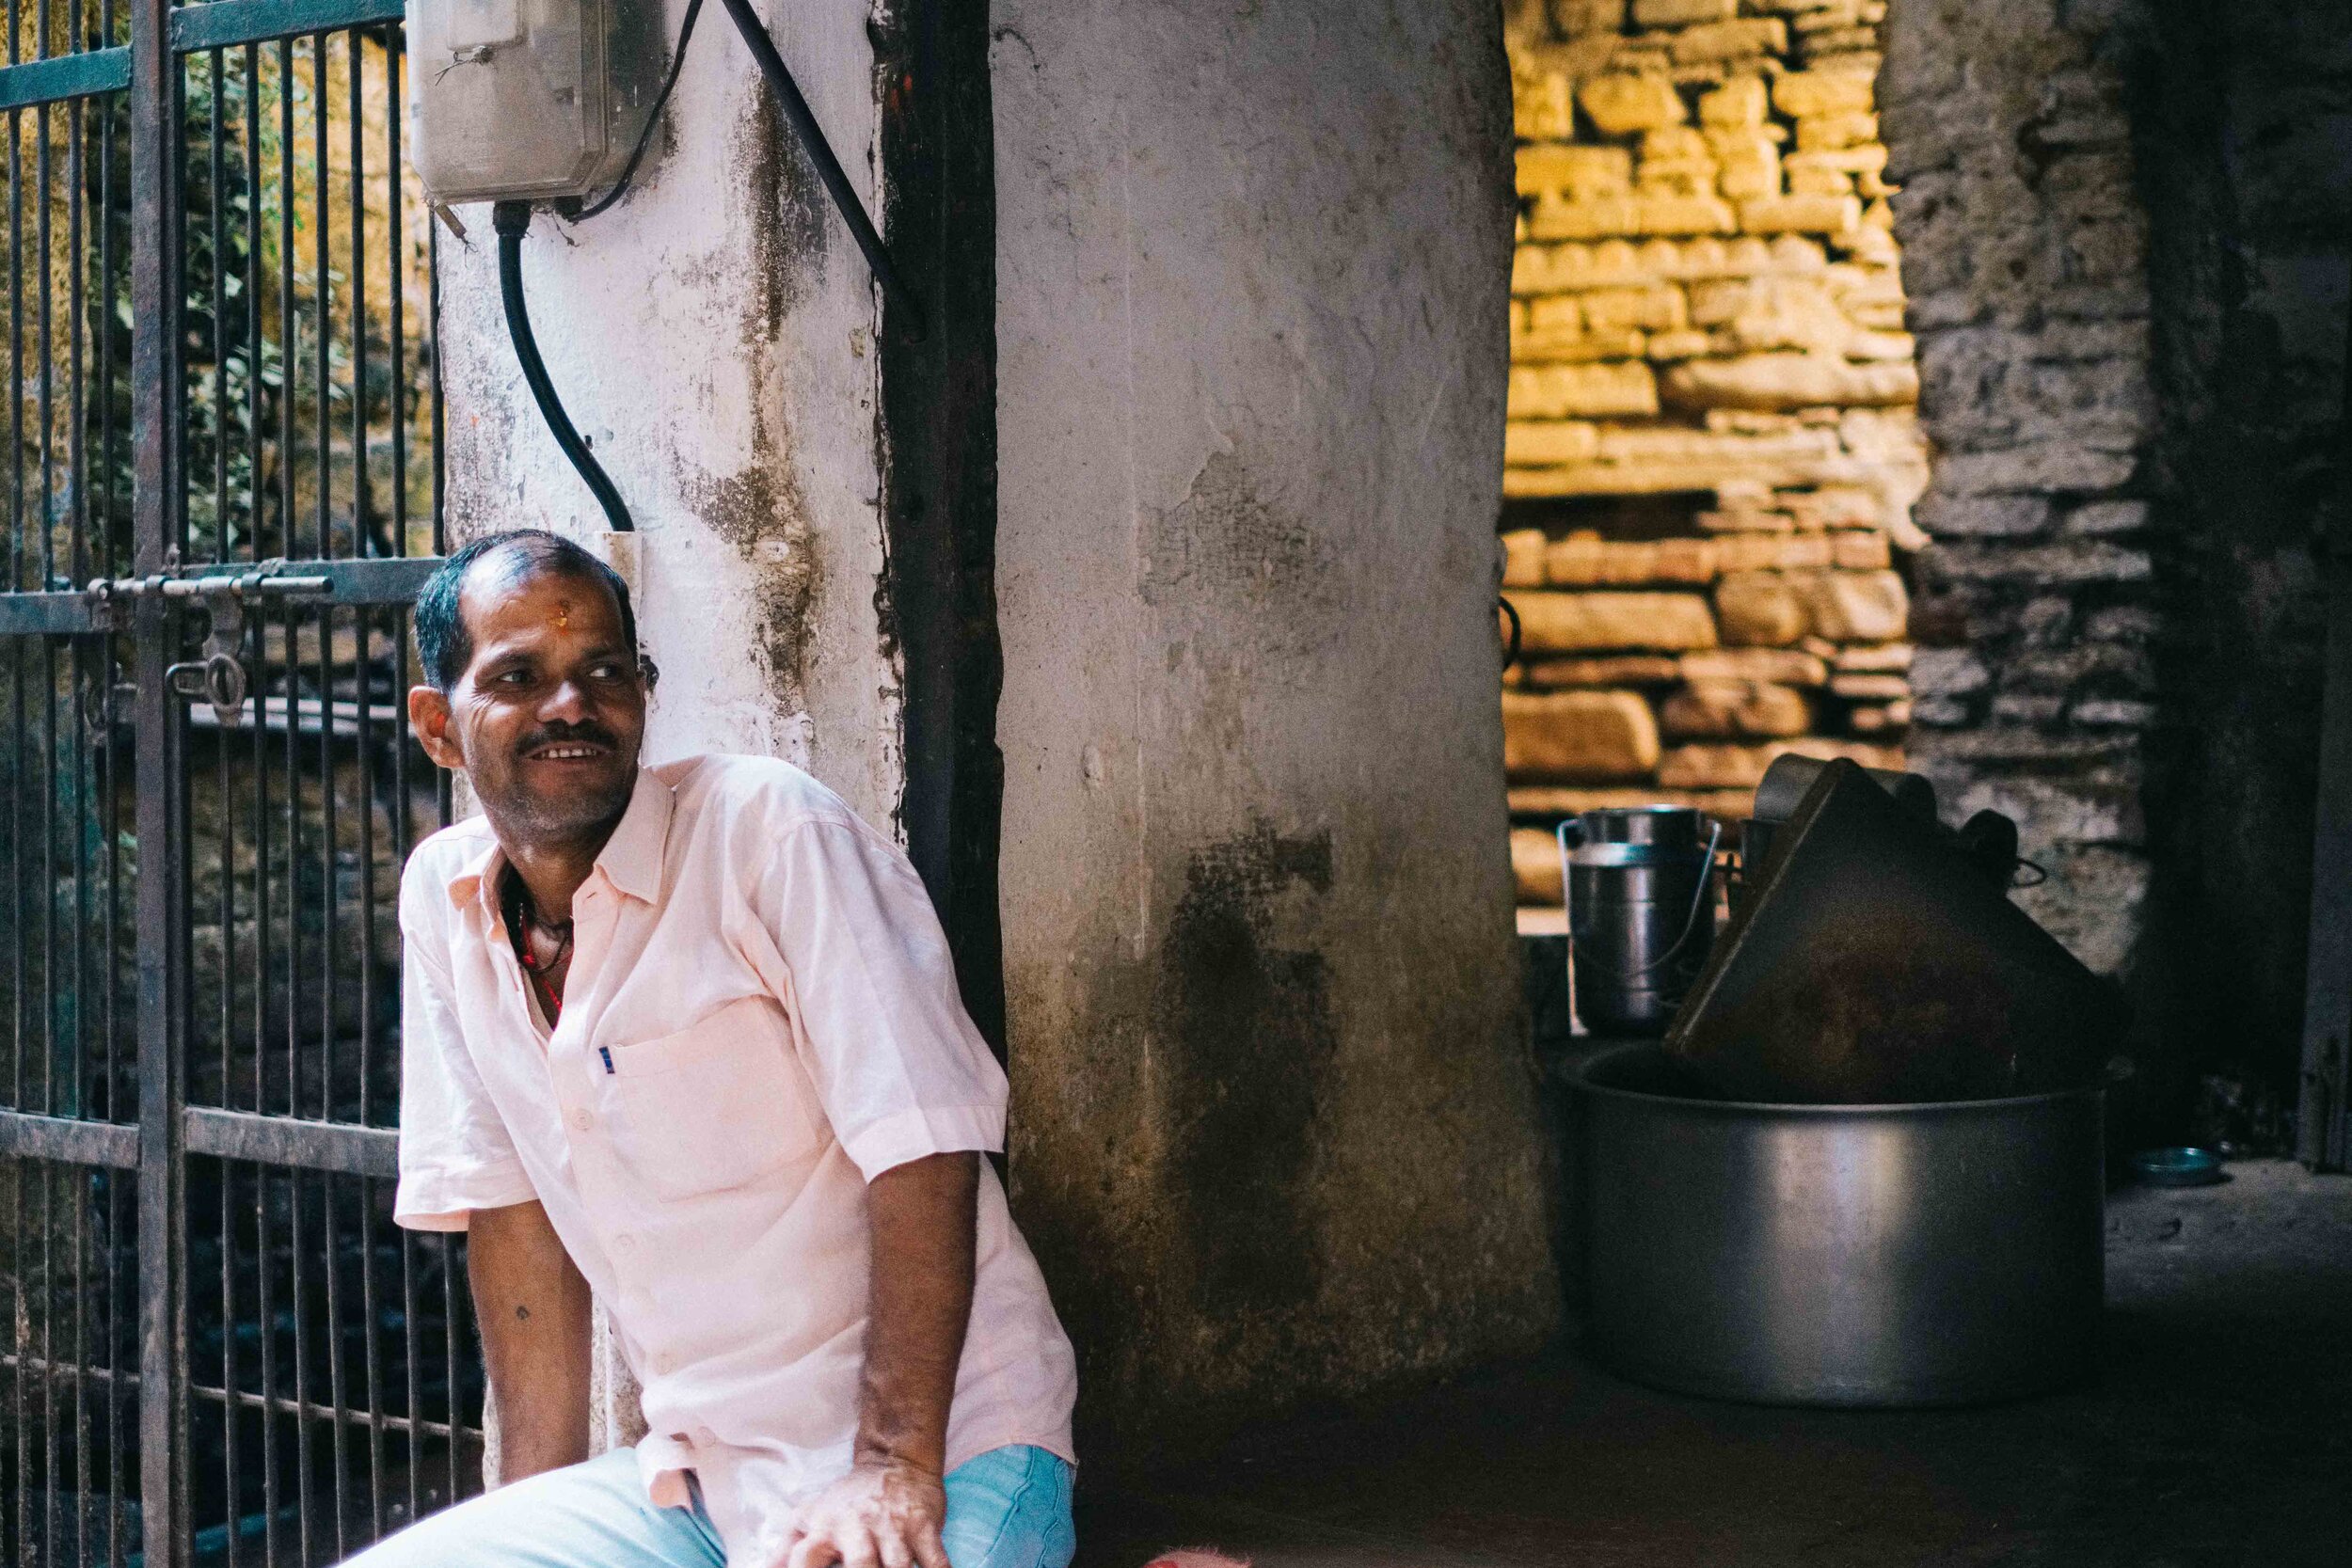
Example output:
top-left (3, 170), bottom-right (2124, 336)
top-left (130, 0), bottom-right (186, 1557)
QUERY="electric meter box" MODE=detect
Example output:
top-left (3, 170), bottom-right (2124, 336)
top-left (408, 0), bottom-right (663, 205)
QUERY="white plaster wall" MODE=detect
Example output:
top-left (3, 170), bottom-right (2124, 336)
top-left (431, 0), bottom-right (901, 829)
top-left (992, 0), bottom-right (1557, 1433)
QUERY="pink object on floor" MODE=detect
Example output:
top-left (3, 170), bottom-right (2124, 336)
top-left (1140, 1554), bottom-right (1251, 1568)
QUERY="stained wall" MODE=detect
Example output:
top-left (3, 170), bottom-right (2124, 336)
top-left (990, 0), bottom-right (1559, 1454)
top-left (432, 0), bottom-right (900, 827)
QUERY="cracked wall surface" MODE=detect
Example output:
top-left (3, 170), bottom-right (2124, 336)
top-left (990, 0), bottom-right (1557, 1458)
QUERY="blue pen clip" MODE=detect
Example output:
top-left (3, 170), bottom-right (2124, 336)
top-left (599, 1046), bottom-right (614, 1074)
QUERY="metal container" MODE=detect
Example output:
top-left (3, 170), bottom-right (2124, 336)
top-left (1567, 1043), bottom-right (2105, 1406)
top-left (1559, 808), bottom-right (1719, 1037)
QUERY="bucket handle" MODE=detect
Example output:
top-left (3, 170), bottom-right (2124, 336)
top-left (1556, 816), bottom-right (1723, 982)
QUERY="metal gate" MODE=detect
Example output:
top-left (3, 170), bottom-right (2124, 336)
top-left (0, 3), bottom-right (480, 1563)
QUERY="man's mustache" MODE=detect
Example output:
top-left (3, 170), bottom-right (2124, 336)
top-left (514, 721), bottom-right (622, 757)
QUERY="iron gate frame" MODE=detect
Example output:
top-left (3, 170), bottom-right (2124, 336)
top-left (0, 3), bottom-right (461, 1561)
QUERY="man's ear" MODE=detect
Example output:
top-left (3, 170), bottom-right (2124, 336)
top-left (408, 685), bottom-right (465, 772)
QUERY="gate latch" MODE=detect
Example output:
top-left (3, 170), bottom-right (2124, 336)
top-left (166, 650), bottom-right (249, 723)
top-left (124, 563), bottom-right (329, 727)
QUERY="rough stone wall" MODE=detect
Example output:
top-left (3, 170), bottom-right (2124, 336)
top-left (1876, 1), bottom-right (2162, 989)
top-left (1499, 0), bottom-right (1923, 908)
top-left (992, 0), bottom-right (1557, 1461)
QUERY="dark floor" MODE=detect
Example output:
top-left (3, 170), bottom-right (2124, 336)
top-left (1078, 1160), bottom-right (2352, 1568)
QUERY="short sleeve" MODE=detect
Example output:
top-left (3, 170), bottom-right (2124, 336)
top-left (393, 874), bottom-right (538, 1231)
top-left (755, 818), bottom-right (1008, 1180)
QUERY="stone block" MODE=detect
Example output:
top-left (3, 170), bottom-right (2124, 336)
top-left (1930, 443), bottom-right (2138, 496)
top-left (1544, 535), bottom-right (1626, 585)
top-left (1833, 641), bottom-right (1911, 673)
top-left (1656, 743), bottom-right (1775, 789)
top-left (1914, 494), bottom-right (2053, 538)
top-left (1510, 245), bottom-right (1553, 296)
top-left (1550, 0), bottom-right (1629, 35)
top-left (1660, 354), bottom-right (1915, 411)
top-left (1527, 198), bottom-right (1644, 242)
top-left (1508, 362), bottom-right (1660, 420)
top-left (1803, 568), bottom-right (1908, 641)
top-left (1502, 529), bottom-right (1549, 590)
top-left (1502, 689), bottom-right (1664, 782)
top-left (1680, 647), bottom-right (1830, 686)
top-left (1714, 534), bottom-right (1802, 572)
top-left (1831, 531), bottom-right (1891, 569)
top-left (1699, 76), bottom-right (1768, 127)
top-left (1515, 71), bottom-right (1576, 141)
top-left (1646, 329), bottom-right (1716, 359)
top-left (1795, 112), bottom-right (1881, 151)
top-left (1581, 285), bottom-right (1688, 334)
top-left (1509, 784), bottom-right (1759, 819)
top-left (1715, 571), bottom-right (1811, 646)
top-left (1928, 542), bottom-right (2153, 586)
top-left (1909, 648), bottom-right (1988, 698)
top-left (1637, 196), bottom-right (1740, 235)
top-left (1787, 163), bottom-right (1854, 197)
top-left (1654, 538), bottom-right (1721, 582)
top-left (1527, 295), bottom-right (1583, 335)
top-left (1739, 194), bottom-right (1863, 235)
top-left (1510, 826), bottom-right (1565, 907)
top-left (1713, 136), bottom-right (1782, 200)
top-left (2064, 499), bottom-right (2149, 536)
top-left (1787, 491), bottom-right (1886, 534)
top-left (1520, 654), bottom-right (1685, 687)
top-left (1505, 590), bottom-right (1721, 653)
top-left (1504, 420), bottom-right (1605, 466)
top-left (1631, 0), bottom-right (1738, 23)
top-left (1580, 74), bottom-right (1690, 135)
top-left (1670, 19), bottom-right (1788, 64)
top-left (1661, 679), bottom-right (1817, 738)
top-left (1517, 145), bottom-right (1634, 202)
top-left (1512, 325), bottom-right (1651, 362)
top-left (1847, 699), bottom-right (1912, 735)
top-left (1830, 672), bottom-right (1911, 701)
top-left (1772, 69), bottom-right (1874, 119)
top-left (1658, 738), bottom-right (1902, 789)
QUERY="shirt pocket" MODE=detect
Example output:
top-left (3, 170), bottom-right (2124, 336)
top-left (600, 995), bottom-right (826, 1200)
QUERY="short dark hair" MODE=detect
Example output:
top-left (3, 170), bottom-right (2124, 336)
top-left (413, 529), bottom-right (639, 691)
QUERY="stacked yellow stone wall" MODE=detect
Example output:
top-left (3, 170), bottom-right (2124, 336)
top-left (1500, 0), bottom-right (1924, 908)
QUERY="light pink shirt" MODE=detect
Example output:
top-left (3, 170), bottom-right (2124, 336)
top-left (393, 755), bottom-right (1077, 1564)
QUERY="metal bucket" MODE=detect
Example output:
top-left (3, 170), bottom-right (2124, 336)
top-left (1559, 808), bottom-right (1719, 1037)
top-left (1567, 1043), bottom-right (2105, 1406)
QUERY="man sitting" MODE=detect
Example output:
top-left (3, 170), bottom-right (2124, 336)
top-left (352, 529), bottom-right (1077, 1568)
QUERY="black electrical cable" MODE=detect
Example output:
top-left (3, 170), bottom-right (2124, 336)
top-left (714, 0), bottom-right (928, 341)
top-left (573, 0), bottom-right (706, 222)
top-left (491, 200), bottom-right (636, 532)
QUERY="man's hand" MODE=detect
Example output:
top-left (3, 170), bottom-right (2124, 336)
top-left (784, 1459), bottom-right (950, 1568)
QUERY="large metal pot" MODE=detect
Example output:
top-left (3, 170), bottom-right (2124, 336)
top-left (1567, 1043), bottom-right (2104, 1406)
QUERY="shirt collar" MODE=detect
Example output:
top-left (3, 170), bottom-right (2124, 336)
top-left (443, 768), bottom-right (675, 915)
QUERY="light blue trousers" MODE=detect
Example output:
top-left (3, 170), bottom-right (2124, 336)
top-left (342, 1444), bottom-right (1076, 1568)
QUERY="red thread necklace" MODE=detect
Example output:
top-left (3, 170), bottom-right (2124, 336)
top-left (501, 872), bottom-right (574, 1027)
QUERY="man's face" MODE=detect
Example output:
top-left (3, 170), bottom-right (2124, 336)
top-left (409, 558), bottom-right (646, 847)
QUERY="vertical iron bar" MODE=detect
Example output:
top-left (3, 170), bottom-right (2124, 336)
top-left (132, 0), bottom-right (188, 1555)
top-left (310, 29), bottom-right (325, 564)
top-left (387, 28), bottom-right (403, 563)
top-left (283, 608), bottom-right (310, 1568)
top-left (208, 46), bottom-right (225, 565)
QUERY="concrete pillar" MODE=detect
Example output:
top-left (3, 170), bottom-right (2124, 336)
top-left (990, 0), bottom-right (1560, 1451)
